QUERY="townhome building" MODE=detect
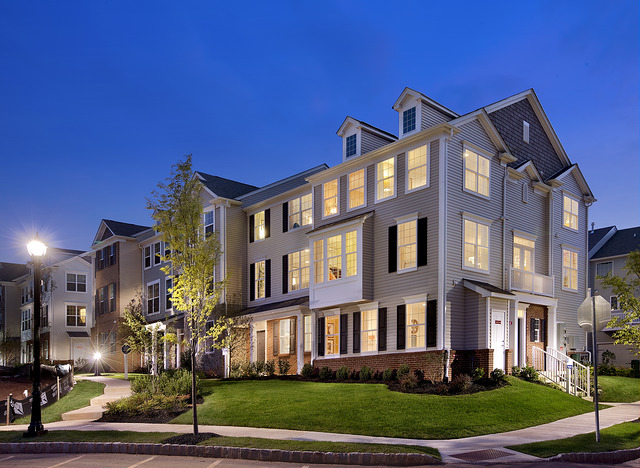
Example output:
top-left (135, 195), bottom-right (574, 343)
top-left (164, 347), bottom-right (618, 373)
top-left (0, 262), bottom-right (29, 364)
top-left (588, 225), bottom-right (640, 367)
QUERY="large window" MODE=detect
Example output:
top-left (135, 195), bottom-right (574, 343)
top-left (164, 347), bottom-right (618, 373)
top-left (288, 194), bottom-right (312, 229)
top-left (398, 220), bottom-right (417, 271)
top-left (407, 145), bottom-right (428, 191)
top-left (325, 315), bottom-right (339, 355)
top-left (327, 235), bottom-right (342, 280)
top-left (563, 195), bottom-right (579, 230)
top-left (313, 240), bottom-right (324, 284)
top-left (66, 273), bottom-right (87, 292)
top-left (361, 309), bottom-right (377, 352)
top-left (346, 231), bottom-right (357, 277)
top-left (204, 210), bottom-right (214, 236)
top-left (288, 249), bottom-right (310, 291)
top-left (304, 315), bottom-right (312, 352)
top-left (66, 305), bottom-right (86, 327)
top-left (403, 107), bottom-right (416, 134)
top-left (314, 231), bottom-right (358, 283)
top-left (21, 309), bottom-right (31, 332)
top-left (279, 318), bottom-right (292, 354)
top-left (345, 134), bottom-right (357, 157)
top-left (376, 157), bottom-right (395, 201)
top-left (147, 282), bottom-right (160, 314)
top-left (513, 236), bottom-right (534, 272)
top-left (348, 169), bottom-right (365, 209)
top-left (254, 260), bottom-right (266, 299)
top-left (153, 242), bottom-right (162, 265)
top-left (98, 287), bottom-right (106, 316)
top-left (596, 261), bottom-right (613, 277)
top-left (406, 302), bottom-right (425, 349)
top-left (323, 180), bottom-right (338, 217)
top-left (464, 148), bottom-right (490, 197)
top-left (254, 211), bottom-right (266, 241)
top-left (562, 248), bottom-right (578, 290)
top-left (464, 219), bottom-right (489, 271)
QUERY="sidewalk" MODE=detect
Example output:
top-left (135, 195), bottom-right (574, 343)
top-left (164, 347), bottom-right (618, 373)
top-left (60, 375), bottom-right (132, 421)
top-left (3, 377), bottom-right (638, 464)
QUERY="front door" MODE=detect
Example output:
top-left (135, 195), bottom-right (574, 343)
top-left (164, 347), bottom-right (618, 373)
top-left (491, 310), bottom-right (506, 371)
top-left (256, 330), bottom-right (266, 362)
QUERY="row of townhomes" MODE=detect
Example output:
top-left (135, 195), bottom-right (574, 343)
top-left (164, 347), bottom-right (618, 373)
top-left (2, 87), bottom-right (607, 380)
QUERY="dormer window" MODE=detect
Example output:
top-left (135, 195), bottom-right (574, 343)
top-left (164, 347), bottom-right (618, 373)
top-left (345, 134), bottom-right (357, 158)
top-left (403, 107), bottom-right (416, 134)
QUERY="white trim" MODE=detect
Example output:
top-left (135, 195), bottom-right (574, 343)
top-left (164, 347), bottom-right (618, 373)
top-left (561, 245), bottom-right (579, 293)
top-left (346, 167), bottom-right (367, 212)
top-left (405, 143), bottom-right (430, 194)
top-left (357, 301), bottom-right (379, 311)
top-left (64, 271), bottom-right (88, 293)
top-left (402, 293), bottom-right (427, 304)
top-left (461, 211), bottom-right (494, 225)
top-left (374, 156), bottom-right (397, 203)
top-left (322, 179), bottom-right (340, 219)
top-left (146, 280), bottom-right (161, 315)
top-left (64, 302), bottom-right (89, 328)
top-left (462, 216), bottom-right (491, 275)
top-left (462, 143), bottom-right (491, 200)
top-left (561, 191), bottom-right (580, 232)
top-left (512, 230), bottom-right (538, 242)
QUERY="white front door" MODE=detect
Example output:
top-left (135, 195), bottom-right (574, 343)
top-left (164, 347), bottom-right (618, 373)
top-left (491, 310), bottom-right (506, 371)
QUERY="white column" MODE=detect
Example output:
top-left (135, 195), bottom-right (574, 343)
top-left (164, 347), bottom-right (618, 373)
top-left (297, 312), bottom-right (304, 374)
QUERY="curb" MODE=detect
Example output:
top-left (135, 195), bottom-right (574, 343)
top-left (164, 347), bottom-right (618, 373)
top-left (0, 442), bottom-right (442, 466)
top-left (549, 447), bottom-right (640, 464)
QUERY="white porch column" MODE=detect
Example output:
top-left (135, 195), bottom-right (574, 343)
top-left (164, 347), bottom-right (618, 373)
top-left (548, 304), bottom-right (557, 352)
top-left (163, 334), bottom-right (168, 370)
top-left (297, 312), bottom-right (304, 374)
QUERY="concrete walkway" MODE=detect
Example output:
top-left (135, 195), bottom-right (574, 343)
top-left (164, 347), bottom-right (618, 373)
top-left (60, 375), bottom-right (131, 421)
top-left (4, 377), bottom-right (638, 463)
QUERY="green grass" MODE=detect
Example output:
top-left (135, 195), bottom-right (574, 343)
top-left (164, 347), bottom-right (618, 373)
top-left (14, 380), bottom-right (105, 424)
top-left (508, 421), bottom-right (640, 457)
top-left (598, 376), bottom-right (640, 403)
top-left (0, 431), bottom-right (439, 457)
top-left (76, 372), bottom-right (145, 381)
top-left (170, 377), bottom-right (598, 439)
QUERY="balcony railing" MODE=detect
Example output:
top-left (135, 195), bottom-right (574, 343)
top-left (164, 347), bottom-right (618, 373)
top-left (510, 267), bottom-right (554, 297)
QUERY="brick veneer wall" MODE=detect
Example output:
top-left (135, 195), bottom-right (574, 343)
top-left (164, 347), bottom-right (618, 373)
top-left (451, 349), bottom-right (494, 377)
top-left (526, 304), bottom-right (547, 368)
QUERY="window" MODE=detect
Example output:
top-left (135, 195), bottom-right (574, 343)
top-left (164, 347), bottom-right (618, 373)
top-left (406, 302), bottom-right (425, 349)
top-left (279, 318), bottom-right (292, 354)
top-left (596, 261), bottom-right (613, 277)
top-left (464, 148), bottom-right (490, 197)
top-left (304, 315), bottom-right (312, 352)
top-left (153, 242), bottom-right (162, 265)
top-left (21, 309), bottom-right (31, 332)
top-left (563, 194), bottom-right (579, 230)
top-left (323, 179), bottom-right (338, 217)
top-left (398, 220), bottom-right (417, 271)
top-left (562, 248), bottom-right (578, 290)
top-left (254, 211), bottom-right (266, 241)
top-left (109, 244), bottom-right (116, 265)
top-left (108, 283), bottom-right (116, 312)
top-left (313, 231), bottom-right (358, 283)
top-left (345, 134), bottom-right (357, 157)
top-left (144, 246), bottom-right (151, 269)
top-left (288, 194), bottom-right (312, 229)
top-left (523, 121), bottom-right (530, 143)
top-left (464, 219), bottom-right (489, 271)
top-left (66, 305), bottom-right (86, 327)
top-left (96, 249), bottom-right (103, 270)
top-left (313, 240), bottom-right (324, 284)
top-left (361, 309), bottom-right (377, 352)
top-left (407, 145), bottom-right (428, 191)
top-left (345, 231), bottom-right (357, 277)
top-left (288, 249), bottom-right (310, 291)
top-left (532, 318), bottom-right (541, 342)
top-left (66, 273), bottom-right (87, 292)
top-left (376, 157), bottom-right (395, 201)
top-left (166, 278), bottom-right (172, 310)
top-left (513, 236), bottom-right (535, 272)
top-left (147, 282), bottom-right (160, 314)
top-left (204, 210), bottom-right (214, 236)
top-left (610, 296), bottom-right (619, 310)
top-left (348, 169), bottom-right (365, 209)
top-left (98, 287), bottom-right (106, 316)
top-left (403, 107), bottom-right (416, 134)
top-left (254, 260), bottom-right (266, 300)
top-left (41, 305), bottom-right (48, 327)
top-left (100, 332), bottom-right (116, 354)
top-left (327, 235), bottom-right (342, 280)
top-left (21, 285), bottom-right (30, 304)
top-left (325, 315), bottom-right (339, 355)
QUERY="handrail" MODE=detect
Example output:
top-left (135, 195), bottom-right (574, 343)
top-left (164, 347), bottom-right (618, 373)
top-left (531, 346), bottom-right (590, 397)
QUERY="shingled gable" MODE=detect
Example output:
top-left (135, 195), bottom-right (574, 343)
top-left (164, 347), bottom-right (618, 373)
top-left (195, 172), bottom-right (259, 200)
top-left (0, 262), bottom-right (29, 282)
top-left (545, 164), bottom-right (595, 201)
top-left (92, 219), bottom-right (151, 245)
top-left (591, 226), bottom-right (640, 260)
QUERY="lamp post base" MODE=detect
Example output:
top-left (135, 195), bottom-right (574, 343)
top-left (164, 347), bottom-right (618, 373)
top-left (23, 426), bottom-right (48, 438)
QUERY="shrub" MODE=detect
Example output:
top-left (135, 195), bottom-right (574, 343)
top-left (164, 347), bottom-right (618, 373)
top-left (229, 362), bottom-right (242, 378)
top-left (359, 366), bottom-right (373, 382)
top-left (264, 360), bottom-right (276, 376)
top-left (519, 365), bottom-right (539, 382)
top-left (241, 362), bottom-right (257, 378)
top-left (105, 393), bottom-right (187, 416)
top-left (300, 363), bottom-right (314, 378)
top-left (414, 369), bottom-right (425, 382)
top-left (398, 372), bottom-right (418, 390)
top-left (318, 366), bottom-right (332, 381)
top-left (471, 367), bottom-right (485, 381)
top-left (434, 383), bottom-right (449, 395)
top-left (382, 368), bottom-right (395, 382)
top-left (511, 366), bottom-right (521, 377)
top-left (450, 374), bottom-right (472, 394)
top-left (156, 369), bottom-right (198, 396)
top-left (601, 350), bottom-right (616, 366)
top-left (397, 364), bottom-right (410, 378)
top-left (255, 360), bottom-right (265, 376)
top-left (278, 359), bottom-right (291, 375)
top-left (336, 366), bottom-right (350, 381)
top-left (131, 374), bottom-right (153, 394)
top-left (490, 368), bottom-right (506, 383)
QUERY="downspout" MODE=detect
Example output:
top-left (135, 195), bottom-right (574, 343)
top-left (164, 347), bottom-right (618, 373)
top-left (548, 191), bottom-right (554, 278)
top-left (502, 166), bottom-right (508, 290)
top-left (439, 129), bottom-right (453, 381)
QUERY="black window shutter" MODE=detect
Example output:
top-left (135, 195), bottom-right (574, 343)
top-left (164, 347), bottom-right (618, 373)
top-left (378, 307), bottom-right (387, 351)
top-left (340, 314), bottom-right (348, 354)
top-left (249, 263), bottom-right (255, 301)
top-left (353, 311), bottom-right (361, 353)
top-left (95, 292), bottom-right (99, 317)
top-left (388, 226), bottom-right (397, 273)
top-left (95, 252), bottom-right (99, 272)
top-left (427, 300), bottom-right (437, 348)
top-left (397, 305), bottom-right (406, 350)
top-left (265, 259), bottom-right (271, 298)
top-left (530, 318), bottom-right (536, 342)
top-left (282, 255), bottom-right (288, 294)
top-left (111, 283), bottom-right (117, 312)
top-left (265, 209), bottom-right (271, 238)
top-left (282, 202), bottom-right (289, 233)
top-left (290, 317), bottom-right (296, 354)
top-left (418, 217), bottom-right (428, 267)
top-left (273, 321), bottom-right (279, 356)
top-left (103, 286), bottom-right (109, 315)
top-left (317, 317), bottom-right (325, 356)
top-left (541, 318), bottom-right (547, 343)
top-left (249, 215), bottom-right (255, 243)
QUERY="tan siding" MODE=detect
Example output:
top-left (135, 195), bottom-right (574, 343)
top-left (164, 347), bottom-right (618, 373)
top-left (225, 205), bottom-right (246, 307)
top-left (118, 241), bottom-right (142, 313)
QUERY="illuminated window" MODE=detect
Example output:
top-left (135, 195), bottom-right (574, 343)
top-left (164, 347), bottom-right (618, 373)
top-left (288, 249), bottom-right (310, 291)
top-left (345, 134), bottom-right (357, 157)
top-left (325, 315), bottom-right (339, 355)
top-left (147, 282), bottom-right (160, 314)
top-left (398, 220), bottom-right (417, 271)
top-left (327, 235), bottom-right (342, 281)
top-left (464, 219), bottom-right (489, 271)
top-left (513, 236), bottom-right (535, 272)
top-left (563, 195), bottom-right (579, 230)
top-left (279, 318), bottom-right (292, 354)
top-left (406, 302), bottom-right (425, 349)
top-left (562, 248), bottom-right (578, 290)
top-left (254, 211), bottom-right (266, 241)
top-left (254, 260), bottom-right (266, 299)
top-left (66, 273), bottom-right (87, 292)
top-left (304, 315), bottom-right (312, 352)
top-left (313, 240), bottom-right (324, 284)
top-left (313, 231), bottom-right (358, 283)
top-left (348, 169), bottom-right (365, 209)
top-left (361, 309), bottom-right (377, 352)
top-left (403, 107), bottom-right (416, 134)
top-left (289, 194), bottom-right (312, 229)
top-left (323, 180), bottom-right (338, 217)
top-left (407, 145), bottom-right (428, 191)
top-left (346, 231), bottom-right (357, 277)
top-left (66, 305), bottom-right (86, 327)
top-left (376, 157), bottom-right (395, 201)
top-left (464, 148), bottom-right (490, 197)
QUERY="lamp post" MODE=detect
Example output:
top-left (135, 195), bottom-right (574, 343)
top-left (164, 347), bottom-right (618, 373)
top-left (94, 351), bottom-right (102, 376)
top-left (24, 236), bottom-right (48, 437)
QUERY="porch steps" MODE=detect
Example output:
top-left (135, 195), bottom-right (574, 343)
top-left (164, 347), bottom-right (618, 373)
top-left (532, 347), bottom-right (590, 397)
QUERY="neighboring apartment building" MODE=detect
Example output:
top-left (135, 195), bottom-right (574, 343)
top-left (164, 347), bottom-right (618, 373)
top-left (589, 225), bottom-right (640, 366)
top-left (0, 262), bottom-right (29, 364)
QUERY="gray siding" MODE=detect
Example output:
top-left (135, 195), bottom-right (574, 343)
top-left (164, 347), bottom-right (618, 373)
top-left (361, 129), bottom-right (394, 155)
top-left (421, 103), bottom-right (451, 129)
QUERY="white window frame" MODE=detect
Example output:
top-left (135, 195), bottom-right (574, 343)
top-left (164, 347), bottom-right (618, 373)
top-left (533, 318), bottom-right (541, 342)
top-left (254, 210), bottom-right (266, 241)
top-left (153, 242), bottom-right (162, 266)
top-left (203, 209), bottom-right (214, 236)
top-left (303, 315), bottom-right (312, 353)
top-left (21, 308), bottom-right (31, 332)
top-left (288, 193), bottom-right (313, 230)
top-left (165, 278), bottom-right (172, 311)
top-left (402, 106), bottom-right (417, 135)
top-left (596, 261), bottom-right (613, 277)
top-left (324, 312), bottom-right (340, 356)
top-left (375, 156), bottom-right (396, 203)
top-left (322, 179), bottom-right (339, 219)
top-left (66, 272), bottom-right (87, 293)
top-left (523, 121), bottom-right (530, 143)
top-left (610, 295), bottom-right (619, 310)
top-left (143, 246), bottom-right (152, 270)
top-left (359, 305), bottom-right (378, 354)
top-left (312, 230), bottom-right (358, 284)
top-left (279, 318), bottom-right (292, 355)
top-left (404, 295), bottom-right (427, 350)
top-left (405, 143), bottom-right (430, 193)
top-left (313, 239), bottom-right (324, 285)
top-left (562, 193), bottom-right (579, 231)
top-left (146, 280), bottom-right (161, 314)
top-left (561, 246), bottom-right (579, 292)
top-left (513, 234), bottom-right (535, 273)
top-left (463, 144), bottom-right (491, 199)
top-left (347, 168), bottom-right (366, 211)
top-left (288, 248), bottom-right (310, 292)
top-left (254, 260), bottom-right (266, 300)
top-left (66, 304), bottom-right (87, 327)
top-left (344, 132), bottom-right (359, 158)
top-left (396, 213), bottom-right (418, 273)
top-left (462, 213), bottom-right (491, 274)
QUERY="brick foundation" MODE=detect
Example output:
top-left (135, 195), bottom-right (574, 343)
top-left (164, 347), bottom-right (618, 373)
top-left (451, 349), bottom-right (494, 377)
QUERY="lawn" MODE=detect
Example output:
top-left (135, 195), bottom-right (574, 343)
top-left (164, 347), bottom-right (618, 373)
top-left (598, 376), bottom-right (640, 403)
top-left (171, 377), bottom-right (598, 440)
top-left (508, 421), bottom-right (640, 457)
top-left (14, 380), bottom-right (105, 424)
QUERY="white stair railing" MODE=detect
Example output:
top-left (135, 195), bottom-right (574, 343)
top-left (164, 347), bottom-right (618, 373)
top-left (531, 346), bottom-right (590, 397)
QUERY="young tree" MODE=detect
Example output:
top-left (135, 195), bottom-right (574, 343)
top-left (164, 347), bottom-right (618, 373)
top-left (599, 250), bottom-right (640, 356)
top-left (147, 155), bottom-right (226, 435)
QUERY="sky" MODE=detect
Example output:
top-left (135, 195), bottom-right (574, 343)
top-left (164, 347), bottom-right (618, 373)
top-left (1, 0), bottom-right (638, 264)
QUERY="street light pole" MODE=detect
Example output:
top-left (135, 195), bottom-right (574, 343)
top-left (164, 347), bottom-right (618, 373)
top-left (24, 236), bottom-right (48, 438)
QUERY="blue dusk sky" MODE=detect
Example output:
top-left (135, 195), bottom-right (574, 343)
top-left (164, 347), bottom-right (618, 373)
top-left (1, 1), bottom-right (638, 264)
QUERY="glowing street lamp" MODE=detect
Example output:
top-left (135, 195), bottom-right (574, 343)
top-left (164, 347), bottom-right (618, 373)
top-left (24, 235), bottom-right (48, 437)
top-left (94, 351), bottom-right (102, 376)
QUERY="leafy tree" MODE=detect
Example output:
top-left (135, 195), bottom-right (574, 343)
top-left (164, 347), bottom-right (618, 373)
top-left (147, 155), bottom-right (226, 435)
top-left (599, 250), bottom-right (640, 356)
top-left (119, 295), bottom-right (151, 355)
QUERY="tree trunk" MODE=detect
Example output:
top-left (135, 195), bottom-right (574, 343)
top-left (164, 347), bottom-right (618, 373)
top-left (191, 339), bottom-right (198, 435)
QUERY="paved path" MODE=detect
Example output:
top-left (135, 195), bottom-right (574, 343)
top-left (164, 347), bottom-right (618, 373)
top-left (60, 376), bottom-right (131, 421)
top-left (4, 377), bottom-right (638, 463)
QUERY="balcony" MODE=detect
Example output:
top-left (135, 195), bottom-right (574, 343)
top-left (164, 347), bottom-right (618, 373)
top-left (509, 267), bottom-right (554, 297)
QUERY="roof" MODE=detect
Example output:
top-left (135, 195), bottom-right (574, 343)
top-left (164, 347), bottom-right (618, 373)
top-left (103, 219), bottom-right (150, 237)
top-left (0, 262), bottom-right (29, 282)
top-left (591, 227), bottom-right (640, 260)
top-left (241, 296), bottom-right (309, 315)
top-left (589, 226), bottom-right (615, 250)
top-left (196, 172), bottom-right (259, 199)
top-left (306, 211), bottom-right (374, 235)
top-left (463, 279), bottom-right (515, 298)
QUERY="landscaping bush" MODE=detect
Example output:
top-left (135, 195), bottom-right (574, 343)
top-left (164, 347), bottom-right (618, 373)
top-left (450, 374), bottom-right (472, 394)
top-left (471, 367), bottom-right (485, 381)
top-left (490, 368), bottom-right (506, 383)
top-left (278, 359), bottom-right (291, 375)
top-left (382, 368), bottom-right (395, 382)
top-left (511, 366), bottom-right (521, 377)
top-left (131, 374), bottom-right (153, 394)
top-left (359, 366), bottom-right (373, 382)
top-left (105, 393), bottom-right (187, 416)
top-left (264, 360), bottom-right (276, 376)
top-left (398, 372), bottom-right (418, 390)
top-left (518, 365), bottom-right (539, 382)
top-left (336, 366), bottom-right (350, 381)
top-left (255, 360), bottom-right (265, 376)
top-left (300, 363), bottom-right (314, 378)
top-left (434, 382), bottom-right (449, 395)
top-left (414, 369), bottom-right (425, 382)
top-left (397, 364), bottom-right (410, 378)
top-left (241, 362), bottom-right (257, 378)
top-left (131, 369), bottom-right (198, 396)
top-left (318, 366), bottom-right (332, 381)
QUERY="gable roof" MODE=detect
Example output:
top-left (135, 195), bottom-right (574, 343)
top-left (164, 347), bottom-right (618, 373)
top-left (337, 116), bottom-right (397, 140)
top-left (591, 226), bottom-right (640, 260)
top-left (196, 172), bottom-right (259, 200)
top-left (103, 219), bottom-right (150, 237)
top-left (0, 262), bottom-right (29, 282)
top-left (392, 87), bottom-right (459, 119)
top-left (589, 226), bottom-right (615, 250)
